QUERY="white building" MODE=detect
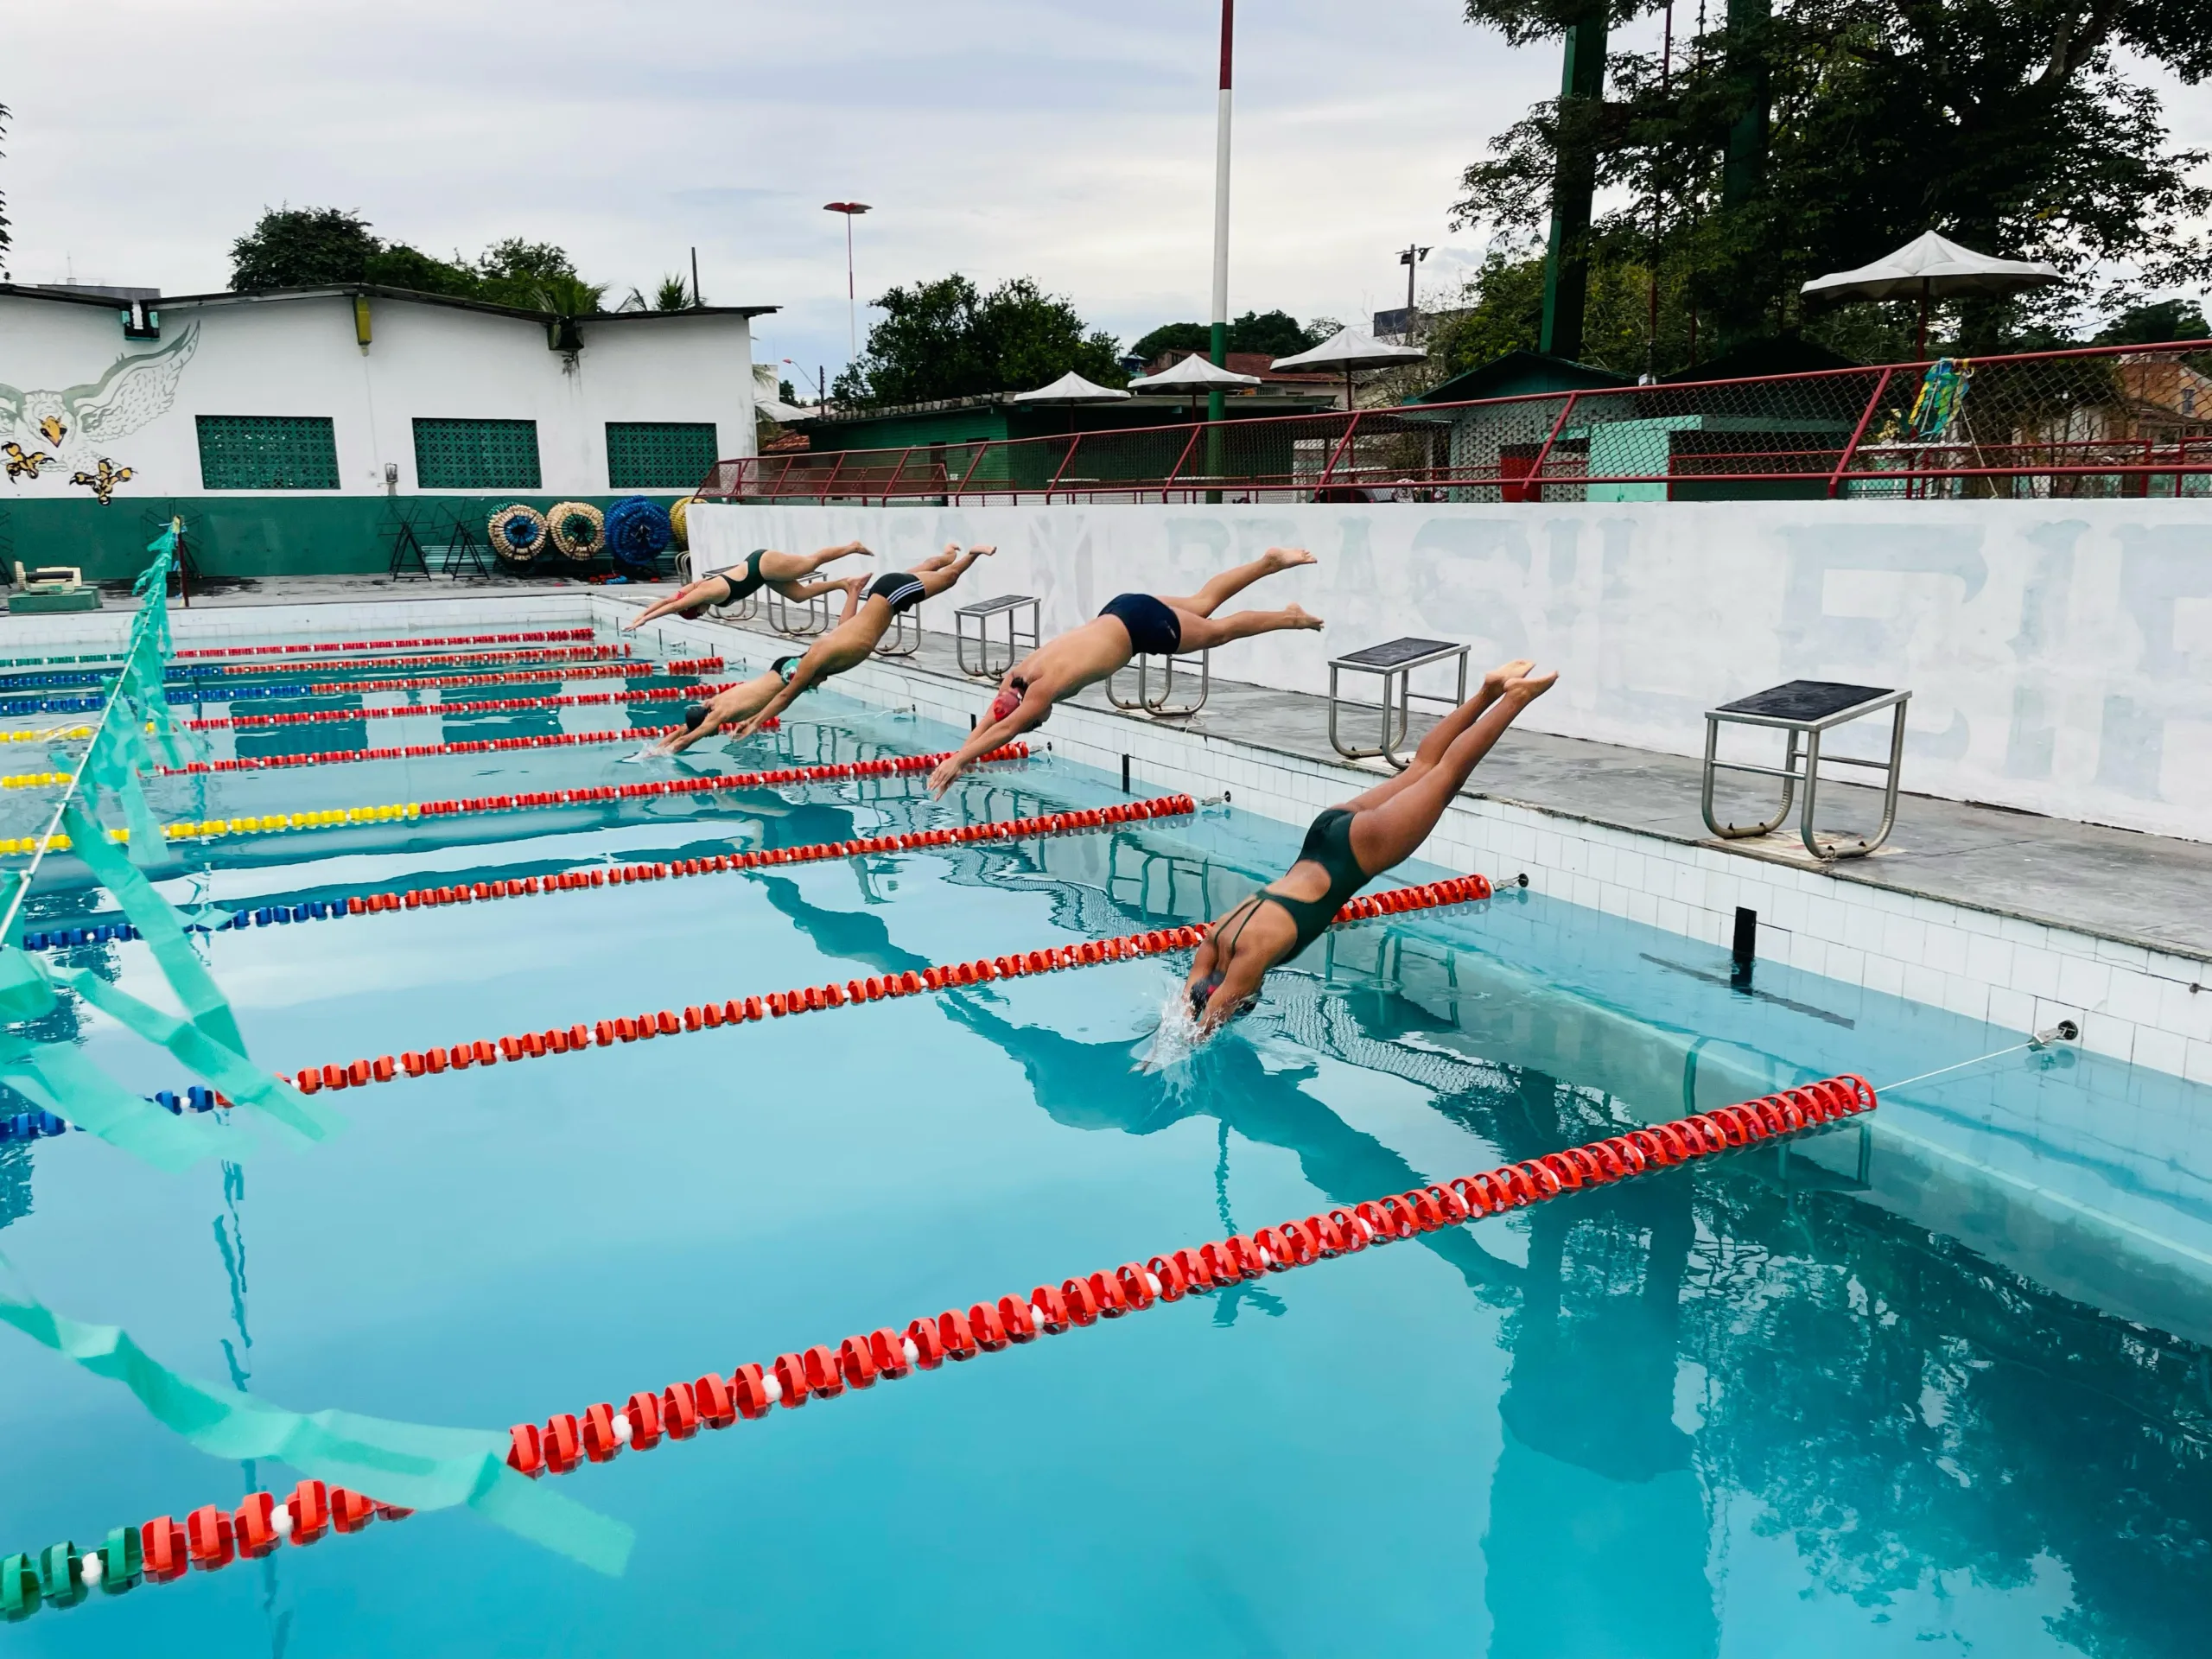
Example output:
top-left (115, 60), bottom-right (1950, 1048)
top-left (0, 283), bottom-right (768, 577)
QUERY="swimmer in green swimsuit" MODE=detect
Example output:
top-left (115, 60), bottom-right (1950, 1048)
top-left (648, 577), bottom-right (871, 755)
top-left (624, 540), bottom-right (870, 630)
top-left (1185, 658), bottom-right (1556, 1032)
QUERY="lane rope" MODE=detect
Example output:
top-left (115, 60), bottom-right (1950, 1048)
top-left (0, 645), bottom-right (632, 696)
top-left (6, 1074), bottom-right (1874, 1613)
top-left (17, 792), bottom-right (1195, 954)
top-left (150, 719), bottom-right (777, 778)
top-left (179, 683), bottom-right (740, 734)
top-left (173, 628), bottom-right (596, 661)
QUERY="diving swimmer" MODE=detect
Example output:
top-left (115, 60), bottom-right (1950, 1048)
top-left (623, 540), bottom-right (871, 629)
top-left (925, 547), bottom-right (1322, 796)
top-left (1184, 659), bottom-right (1556, 1032)
top-left (723, 543), bottom-right (995, 742)
top-left (647, 575), bottom-right (873, 756)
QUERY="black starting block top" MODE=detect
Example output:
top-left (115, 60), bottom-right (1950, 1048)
top-left (1332, 637), bottom-right (1465, 671)
top-left (1714, 680), bottom-right (1901, 728)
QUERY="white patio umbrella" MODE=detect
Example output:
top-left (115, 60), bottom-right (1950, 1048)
top-left (1134, 352), bottom-right (1264, 422)
top-left (1271, 327), bottom-right (1427, 410)
top-left (1010, 369), bottom-right (1132, 404)
top-left (1800, 231), bottom-right (2062, 355)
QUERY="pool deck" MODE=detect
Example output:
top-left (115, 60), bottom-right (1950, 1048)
top-left (42, 572), bottom-right (2212, 969)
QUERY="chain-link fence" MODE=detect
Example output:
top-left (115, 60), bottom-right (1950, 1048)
top-left (699, 341), bottom-right (2212, 505)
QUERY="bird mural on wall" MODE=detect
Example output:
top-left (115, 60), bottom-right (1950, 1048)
top-left (0, 322), bottom-right (199, 459)
top-left (69, 458), bottom-right (134, 505)
top-left (3, 442), bottom-right (54, 483)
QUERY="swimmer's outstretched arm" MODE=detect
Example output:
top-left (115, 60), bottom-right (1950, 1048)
top-left (651, 676), bottom-right (773, 755)
top-left (926, 687), bottom-right (1052, 796)
top-left (726, 579), bottom-right (867, 741)
top-left (623, 573), bottom-right (728, 631)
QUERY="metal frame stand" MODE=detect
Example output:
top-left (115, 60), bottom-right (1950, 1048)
top-left (766, 586), bottom-right (834, 637)
top-left (435, 515), bottom-right (493, 582)
top-left (1107, 649), bottom-right (1211, 718)
top-left (1326, 638), bottom-right (1471, 769)
top-left (954, 594), bottom-right (1040, 679)
top-left (385, 510), bottom-right (432, 582)
top-left (874, 604), bottom-right (921, 658)
top-left (1701, 681), bottom-right (1911, 861)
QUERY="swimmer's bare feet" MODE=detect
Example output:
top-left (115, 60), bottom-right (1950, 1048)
top-left (1283, 603), bottom-right (1324, 630)
top-left (1263, 546), bottom-right (1317, 571)
top-left (1482, 658), bottom-right (1535, 696)
top-left (1503, 667), bottom-right (1558, 702)
top-left (969, 543), bottom-right (996, 556)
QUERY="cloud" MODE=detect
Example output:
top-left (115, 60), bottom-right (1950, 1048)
top-left (10, 0), bottom-right (1559, 368)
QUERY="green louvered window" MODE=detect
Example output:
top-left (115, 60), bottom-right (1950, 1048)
top-left (195, 416), bottom-right (340, 490)
top-left (413, 418), bottom-right (541, 490)
top-left (606, 422), bottom-right (718, 490)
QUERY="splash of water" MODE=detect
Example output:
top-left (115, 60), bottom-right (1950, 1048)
top-left (1138, 989), bottom-right (1213, 1076)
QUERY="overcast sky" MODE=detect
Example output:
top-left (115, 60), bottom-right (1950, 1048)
top-left (10, 3), bottom-right (2205, 384)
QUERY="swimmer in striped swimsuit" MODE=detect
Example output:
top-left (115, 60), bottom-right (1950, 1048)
top-left (1185, 659), bottom-right (1556, 1032)
top-left (725, 543), bottom-right (995, 741)
top-left (624, 540), bottom-right (871, 630)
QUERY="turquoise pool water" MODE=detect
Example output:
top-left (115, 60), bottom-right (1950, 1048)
top-left (0, 626), bottom-right (2207, 1656)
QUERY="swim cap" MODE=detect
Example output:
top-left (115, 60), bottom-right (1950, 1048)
top-left (682, 702), bottom-right (710, 732)
top-left (988, 677), bottom-right (1027, 725)
top-left (771, 654), bottom-right (800, 684)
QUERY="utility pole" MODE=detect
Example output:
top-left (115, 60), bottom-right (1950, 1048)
top-left (690, 245), bottom-right (702, 308)
top-left (1398, 244), bottom-right (1431, 338)
top-left (1539, 2), bottom-right (1610, 363)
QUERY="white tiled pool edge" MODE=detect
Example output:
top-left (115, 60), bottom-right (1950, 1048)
top-left (20, 592), bottom-right (2205, 1085)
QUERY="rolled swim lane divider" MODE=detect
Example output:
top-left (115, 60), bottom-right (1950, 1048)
top-left (181, 681), bottom-right (740, 734)
top-left (9, 1073), bottom-right (1874, 1615)
top-left (172, 628), bottom-right (596, 661)
top-left (487, 1078), bottom-right (1878, 1479)
top-left (275, 865), bottom-right (1474, 1099)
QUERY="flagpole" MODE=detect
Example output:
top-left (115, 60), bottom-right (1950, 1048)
top-left (1206, 0), bottom-right (1234, 494)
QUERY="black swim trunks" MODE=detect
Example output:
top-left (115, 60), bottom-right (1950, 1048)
top-left (1099, 592), bottom-right (1181, 656)
top-left (866, 571), bottom-right (928, 614)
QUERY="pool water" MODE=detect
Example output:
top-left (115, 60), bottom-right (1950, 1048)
top-left (1, 624), bottom-right (2207, 1656)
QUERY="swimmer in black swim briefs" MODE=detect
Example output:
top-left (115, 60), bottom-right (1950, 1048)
top-left (724, 543), bottom-right (995, 742)
top-left (626, 539), bottom-right (870, 629)
top-left (925, 547), bottom-right (1324, 795)
top-left (1185, 659), bottom-right (1556, 1033)
top-left (649, 577), bottom-right (878, 756)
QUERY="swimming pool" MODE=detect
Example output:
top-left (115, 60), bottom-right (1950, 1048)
top-left (1, 617), bottom-right (2207, 1656)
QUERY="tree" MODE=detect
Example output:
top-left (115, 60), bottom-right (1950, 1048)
top-left (833, 275), bottom-right (1123, 406)
top-left (654, 273), bottom-right (692, 311)
top-left (2094, 297), bottom-right (2211, 344)
top-left (361, 244), bottom-right (481, 298)
top-left (474, 238), bottom-right (577, 308)
top-left (1455, 0), bottom-right (2212, 366)
top-left (229, 206), bottom-right (383, 290)
top-left (1128, 309), bottom-right (1323, 365)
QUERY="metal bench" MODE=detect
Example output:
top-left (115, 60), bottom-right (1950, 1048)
top-left (1107, 648), bottom-right (1211, 719)
top-left (1327, 638), bottom-right (1470, 769)
top-left (1701, 679), bottom-right (1910, 861)
top-left (955, 594), bottom-right (1040, 680)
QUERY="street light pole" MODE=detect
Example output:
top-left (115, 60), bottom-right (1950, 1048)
top-left (1398, 243), bottom-right (1431, 338)
top-left (823, 201), bottom-right (872, 360)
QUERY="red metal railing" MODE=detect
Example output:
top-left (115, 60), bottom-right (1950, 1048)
top-left (703, 339), bottom-right (2212, 506)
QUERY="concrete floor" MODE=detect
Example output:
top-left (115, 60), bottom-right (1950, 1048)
top-left (65, 574), bottom-right (2212, 966)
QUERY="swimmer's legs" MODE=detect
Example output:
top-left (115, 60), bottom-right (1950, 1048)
top-left (760, 541), bottom-right (866, 589)
top-left (1157, 547), bottom-right (1316, 616)
top-left (1346, 667), bottom-right (1554, 870)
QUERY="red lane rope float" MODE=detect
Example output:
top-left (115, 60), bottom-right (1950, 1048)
top-left (486, 1078), bottom-right (1875, 1487)
top-left (195, 658), bottom-right (724, 699)
top-left (251, 792), bottom-right (1193, 936)
top-left (16, 1075), bottom-right (1872, 1613)
top-left (2, 1480), bottom-right (413, 1615)
top-left (276, 860), bottom-right (1471, 1098)
top-left (152, 718), bottom-right (779, 776)
top-left (174, 629), bottom-right (594, 661)
top-left (181, 683), bottom-right (741, 733)
top-left (207, 644), bottom-right (632, 677)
